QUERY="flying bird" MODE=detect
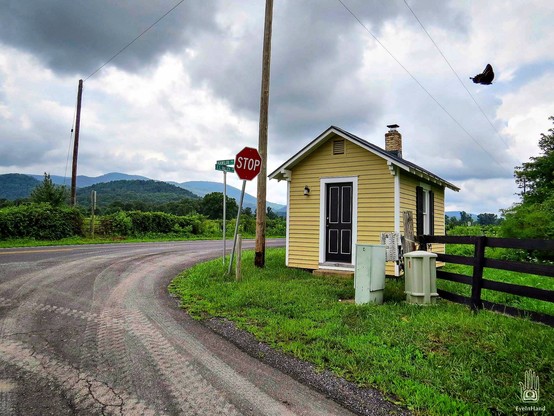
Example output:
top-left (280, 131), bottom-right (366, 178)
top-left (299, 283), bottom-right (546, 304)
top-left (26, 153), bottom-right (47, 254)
top-left (470, 64), bottom-right (494, 85)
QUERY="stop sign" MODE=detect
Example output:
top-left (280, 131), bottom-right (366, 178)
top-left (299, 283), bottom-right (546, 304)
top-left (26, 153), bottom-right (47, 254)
top-left (235, 147), bottom-right (262, 181)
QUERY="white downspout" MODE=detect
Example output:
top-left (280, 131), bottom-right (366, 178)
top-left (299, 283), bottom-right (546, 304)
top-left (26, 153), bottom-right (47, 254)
top-left (388, 162), bottom-right (401, 276)
top-left (286, 179), bottom-right (290, 266)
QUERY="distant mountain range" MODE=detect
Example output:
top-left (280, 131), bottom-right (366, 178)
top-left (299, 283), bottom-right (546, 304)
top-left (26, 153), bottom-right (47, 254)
top-left (173, 181), bottom-right (286, 213)
top-left (0, 172), bottom-right (286, 213)
top-left (0, 173), bottom-right (484, 218)
top-left (29, 172), bottom-right (151, 188)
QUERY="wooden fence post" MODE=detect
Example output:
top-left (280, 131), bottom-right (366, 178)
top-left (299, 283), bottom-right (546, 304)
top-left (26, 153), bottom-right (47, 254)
top-left (471, 236), bottom-right (486, 311)
top-left (403, 211), bottom-right (416, 254)
top-left (419, 235), bottom-right (427, 251)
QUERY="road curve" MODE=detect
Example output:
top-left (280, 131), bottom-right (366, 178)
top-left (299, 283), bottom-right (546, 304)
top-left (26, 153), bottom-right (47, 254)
top-left (0, 240), bottom-right (357, 415)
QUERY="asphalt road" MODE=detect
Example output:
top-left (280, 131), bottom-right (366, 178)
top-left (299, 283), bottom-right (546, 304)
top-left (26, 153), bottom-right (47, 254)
top-left (0, 240), bottom-right (362, 415)
top-left (0, 240), bottom-right (407, 416)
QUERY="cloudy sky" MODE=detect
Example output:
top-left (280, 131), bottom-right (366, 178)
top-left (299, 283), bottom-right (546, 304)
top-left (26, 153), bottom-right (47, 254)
top-left (1, 0), bottom-right (553, 214)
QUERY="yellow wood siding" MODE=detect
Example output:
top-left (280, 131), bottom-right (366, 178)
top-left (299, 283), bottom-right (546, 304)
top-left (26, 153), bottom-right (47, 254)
top-left (285, 134), bottom-right (449, 273)
top-left (288, 136), bottom-right (394, 270)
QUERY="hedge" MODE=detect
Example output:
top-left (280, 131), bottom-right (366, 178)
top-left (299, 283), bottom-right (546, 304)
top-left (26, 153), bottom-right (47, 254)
top-left (99, 211), bottom-right (206, 236)
top-left (0, 203), bottom-right (84, 240)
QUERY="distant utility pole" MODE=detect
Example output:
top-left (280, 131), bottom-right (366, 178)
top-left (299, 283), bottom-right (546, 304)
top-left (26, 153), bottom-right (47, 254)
top-left (71, 79), bottom-right (83, 206)
top-left (255, 0), bottom-right (274, 268)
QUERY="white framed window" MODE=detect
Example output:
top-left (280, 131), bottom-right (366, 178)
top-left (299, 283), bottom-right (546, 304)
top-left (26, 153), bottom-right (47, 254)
top-left (416, 184), bottom-right (434, 236)
top-left (422, 189), bottom-right (430, 235)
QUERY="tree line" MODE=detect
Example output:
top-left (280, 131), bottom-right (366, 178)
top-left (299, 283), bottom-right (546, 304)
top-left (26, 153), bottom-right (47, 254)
top-left (2, 116), bottom-right (552, 244)
top-left (0, 174), bottom-right (285, 240)
top-left (445, 212), bottom-right (502, 230)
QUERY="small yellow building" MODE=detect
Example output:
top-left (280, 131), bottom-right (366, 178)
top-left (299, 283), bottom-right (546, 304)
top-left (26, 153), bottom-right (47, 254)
top-left (269, 125), bottom-right (460, 276)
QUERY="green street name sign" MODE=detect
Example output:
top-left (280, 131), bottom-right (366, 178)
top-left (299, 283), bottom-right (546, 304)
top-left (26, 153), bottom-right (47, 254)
top-left (216, 159), bottom-right (234, 166)
top-left (215, 164), bottom-right (235, 172)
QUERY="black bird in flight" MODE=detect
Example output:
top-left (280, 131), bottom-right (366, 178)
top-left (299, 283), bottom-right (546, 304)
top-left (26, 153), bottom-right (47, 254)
top-left (470, 64), bottom-right (494, 85)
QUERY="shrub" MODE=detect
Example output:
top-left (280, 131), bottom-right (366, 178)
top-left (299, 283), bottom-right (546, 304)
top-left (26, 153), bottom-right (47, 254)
top-left (98, 211), bottom-right (208, 237)
top-left (267, 218), bottom-right (286, 237)
top-left (447, 225), bottom-right (500, 237)
top-left (0, 203), bottom-right (83, 240)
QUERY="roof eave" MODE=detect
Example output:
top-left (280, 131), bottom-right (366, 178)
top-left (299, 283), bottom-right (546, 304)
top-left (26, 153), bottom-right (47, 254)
top-left (268, 125), bottom-right (460, 192)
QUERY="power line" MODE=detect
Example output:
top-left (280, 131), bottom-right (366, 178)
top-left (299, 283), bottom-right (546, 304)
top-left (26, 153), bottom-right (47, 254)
top-left (84, 0), bottom-right (186, 81)
top-left (64, 106), bottom-right (77, 187)
top-left (402, 0), bottom-right (509, 149)
top-left (336, 0), bottom-right (507, 169)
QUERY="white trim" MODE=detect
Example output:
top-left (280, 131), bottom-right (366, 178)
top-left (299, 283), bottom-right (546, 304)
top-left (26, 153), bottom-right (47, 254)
top-left (319, 176), bottom-right (358, 267)
top-left (341, 229), bottom-right (352, 254)
top-left (268, 126), bottom-right (459, 191)
top-left (318, 264), bottom-right (355, 272)
top-left (419, 182), bottom-right (431, 236)
top-left (394, 168), bottom-right (400, 276)
top-left (285, 180), bottom-right (290, 266)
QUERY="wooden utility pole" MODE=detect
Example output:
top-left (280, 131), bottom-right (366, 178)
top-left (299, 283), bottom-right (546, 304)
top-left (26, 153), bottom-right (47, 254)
top-left (71, 79), bottom-right (84, 206)
top-left (255, 0), bottom-right (274, 268)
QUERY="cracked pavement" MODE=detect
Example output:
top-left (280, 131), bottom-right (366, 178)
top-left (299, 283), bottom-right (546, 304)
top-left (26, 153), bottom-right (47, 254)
top-left (0, 240), bottom-right (365, 415)
top-left (0, 240), bottom-right (405, 416)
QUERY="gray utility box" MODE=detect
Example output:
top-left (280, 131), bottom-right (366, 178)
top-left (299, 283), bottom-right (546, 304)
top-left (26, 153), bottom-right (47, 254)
top-left (354, 244), bottom-right (386, 305)
top-left (404, 251), bottom-right (439, 304)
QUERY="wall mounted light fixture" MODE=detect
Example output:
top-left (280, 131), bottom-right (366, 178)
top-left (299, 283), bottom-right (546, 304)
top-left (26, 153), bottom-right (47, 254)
top-left (304, 185), bottom-right (310, 196)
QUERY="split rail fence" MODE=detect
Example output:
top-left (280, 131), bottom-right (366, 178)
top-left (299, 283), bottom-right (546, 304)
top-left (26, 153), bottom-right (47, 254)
top-left (418, 235), bottom-right (554, 326)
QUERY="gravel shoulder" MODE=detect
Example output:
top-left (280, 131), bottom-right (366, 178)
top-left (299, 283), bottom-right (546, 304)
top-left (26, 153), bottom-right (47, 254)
top-left (201, 317), bottom-right (410, 416)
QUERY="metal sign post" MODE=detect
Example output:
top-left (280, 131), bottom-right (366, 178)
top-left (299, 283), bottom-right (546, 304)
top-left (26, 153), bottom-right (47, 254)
top-left (216, 160), bottom-right (235, 265)
top-left (227, 147), bottom-right (262, 275)
top-left (223, 170), bottom-right (226, 265)
top-left (228, 180), bottom-right (246, 275)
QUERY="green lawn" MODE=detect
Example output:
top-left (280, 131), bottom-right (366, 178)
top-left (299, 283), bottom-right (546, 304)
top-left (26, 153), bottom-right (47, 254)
top-left (439, 264), bottom-right (554, 317)
top-left (439, 244), bottom-right (554, 317)
top-left (169, 248), bottom-right (553, 415)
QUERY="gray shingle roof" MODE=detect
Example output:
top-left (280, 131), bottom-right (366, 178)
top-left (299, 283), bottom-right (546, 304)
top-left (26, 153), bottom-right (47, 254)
top-left (269, 125), bottom-right (460, 191)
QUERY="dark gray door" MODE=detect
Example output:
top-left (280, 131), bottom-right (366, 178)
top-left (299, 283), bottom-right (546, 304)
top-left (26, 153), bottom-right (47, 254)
top-left (325, 182), bottom-right (353, 263)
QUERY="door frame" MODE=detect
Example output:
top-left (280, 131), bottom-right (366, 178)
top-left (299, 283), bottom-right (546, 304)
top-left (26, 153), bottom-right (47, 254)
top-left (319, 176), bottom-right (358, 268)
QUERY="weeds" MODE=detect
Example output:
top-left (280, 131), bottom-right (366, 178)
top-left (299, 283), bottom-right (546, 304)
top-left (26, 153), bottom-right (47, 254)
top-left (170, 248), bottom-right (554, 415)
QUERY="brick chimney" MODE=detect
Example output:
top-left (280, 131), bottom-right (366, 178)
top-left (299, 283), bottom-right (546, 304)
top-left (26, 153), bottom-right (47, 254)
top-left (385, 124), bottom-right (402, 158)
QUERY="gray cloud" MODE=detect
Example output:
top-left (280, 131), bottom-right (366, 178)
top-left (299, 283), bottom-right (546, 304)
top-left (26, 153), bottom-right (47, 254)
top-left (184, 1), bottom-right (470, 147)
top-left (1, 0), bottom-right (548, 216)
top-left (0, 0), bottom-right (218, 77)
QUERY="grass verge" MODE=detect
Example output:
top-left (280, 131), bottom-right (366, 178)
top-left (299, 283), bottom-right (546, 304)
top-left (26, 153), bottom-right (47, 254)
top-left (0, 233), bottom-right (283, 248)
top-left (169, 248), bottom-right (553, 415)
top-left (0, 235), bottom-right (204, 248)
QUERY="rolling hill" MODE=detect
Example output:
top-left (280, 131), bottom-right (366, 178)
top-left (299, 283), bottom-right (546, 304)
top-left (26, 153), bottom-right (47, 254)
top-left (176, 181), bottom-right (286, 213)
top-left (76, 180), bottom-right (198, 209)
top-left (1, 172), bottom-right (286, 214)
top-left (31, 172), bottom-right (150, 188)
top-left (0, 174), bottom-right (40, 199)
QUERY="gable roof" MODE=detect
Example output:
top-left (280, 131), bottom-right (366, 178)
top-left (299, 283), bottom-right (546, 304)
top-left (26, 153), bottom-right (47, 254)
top-left (269, 126), bottom-right (460, 191)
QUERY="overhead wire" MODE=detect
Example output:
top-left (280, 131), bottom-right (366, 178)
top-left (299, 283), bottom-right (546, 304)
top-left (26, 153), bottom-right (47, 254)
top-left (67, 0), bottom-right (186, 182)
top-left (402, 0), bottom-right (509, 148)
top-left (84, 0), bottom-right (186, 82)
top-left (64, 106), bottom-right (77, 187)
top-left (336, 0), bottom-right (506, 169)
